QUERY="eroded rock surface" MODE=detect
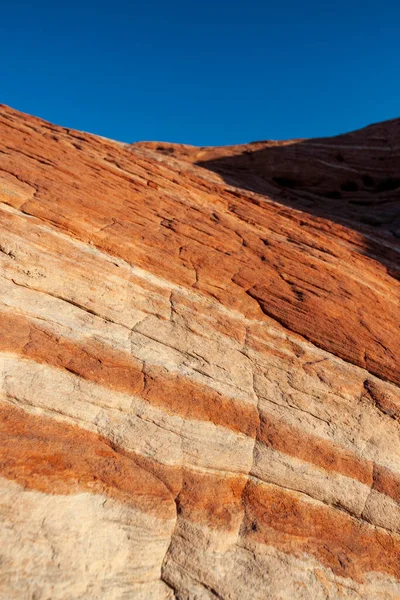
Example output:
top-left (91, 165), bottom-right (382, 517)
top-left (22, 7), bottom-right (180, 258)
top-left (0, 105), bottom-right (399, 599)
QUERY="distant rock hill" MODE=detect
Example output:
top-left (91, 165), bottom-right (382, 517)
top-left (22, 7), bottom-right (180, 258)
top-left (0, 105), bottom-right (399, 599)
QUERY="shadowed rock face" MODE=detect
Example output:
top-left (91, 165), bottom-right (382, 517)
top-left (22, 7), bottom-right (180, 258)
top-left (0, 105), bottom-right (399, 600)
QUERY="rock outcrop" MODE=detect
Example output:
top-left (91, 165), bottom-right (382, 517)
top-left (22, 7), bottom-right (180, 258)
top-left (0, 105), bottom-right (399, 599)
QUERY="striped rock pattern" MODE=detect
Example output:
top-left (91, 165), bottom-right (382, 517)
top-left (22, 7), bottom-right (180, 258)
top-left (0, 105), bottom-right (399, 599)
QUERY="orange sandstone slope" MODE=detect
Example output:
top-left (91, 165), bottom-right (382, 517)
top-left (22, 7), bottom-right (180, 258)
top-left (0, 104), bottom-right (399, 600)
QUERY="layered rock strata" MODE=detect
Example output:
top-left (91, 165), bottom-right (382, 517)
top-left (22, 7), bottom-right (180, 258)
top-left (0, 105), bottom-right (399, 599)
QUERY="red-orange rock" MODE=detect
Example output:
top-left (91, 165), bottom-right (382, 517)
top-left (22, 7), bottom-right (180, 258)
top-left (0, 104), bottom-right (399, 599)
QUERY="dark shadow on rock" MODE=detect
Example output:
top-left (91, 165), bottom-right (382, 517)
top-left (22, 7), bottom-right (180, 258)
top-left (196, 121), bottom-right (400, 278)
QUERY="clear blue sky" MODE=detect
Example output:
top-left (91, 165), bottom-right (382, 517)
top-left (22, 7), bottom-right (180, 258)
top-left (1, 1), bottom-right (399, 145)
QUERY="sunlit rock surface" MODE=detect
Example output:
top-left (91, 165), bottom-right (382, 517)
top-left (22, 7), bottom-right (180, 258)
top-left (0, 105), bottom-right (399, 599)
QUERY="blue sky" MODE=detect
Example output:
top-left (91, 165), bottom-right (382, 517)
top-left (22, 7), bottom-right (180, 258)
top-left (1, 1), bottom-right (399, 145)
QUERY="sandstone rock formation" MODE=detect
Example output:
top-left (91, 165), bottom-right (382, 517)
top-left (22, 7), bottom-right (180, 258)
top-left (0, 105), bottom-right (399, 599)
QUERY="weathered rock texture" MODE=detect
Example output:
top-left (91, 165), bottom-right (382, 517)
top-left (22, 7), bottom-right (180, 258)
top-left (0, 105), bottom-right (399, 599)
